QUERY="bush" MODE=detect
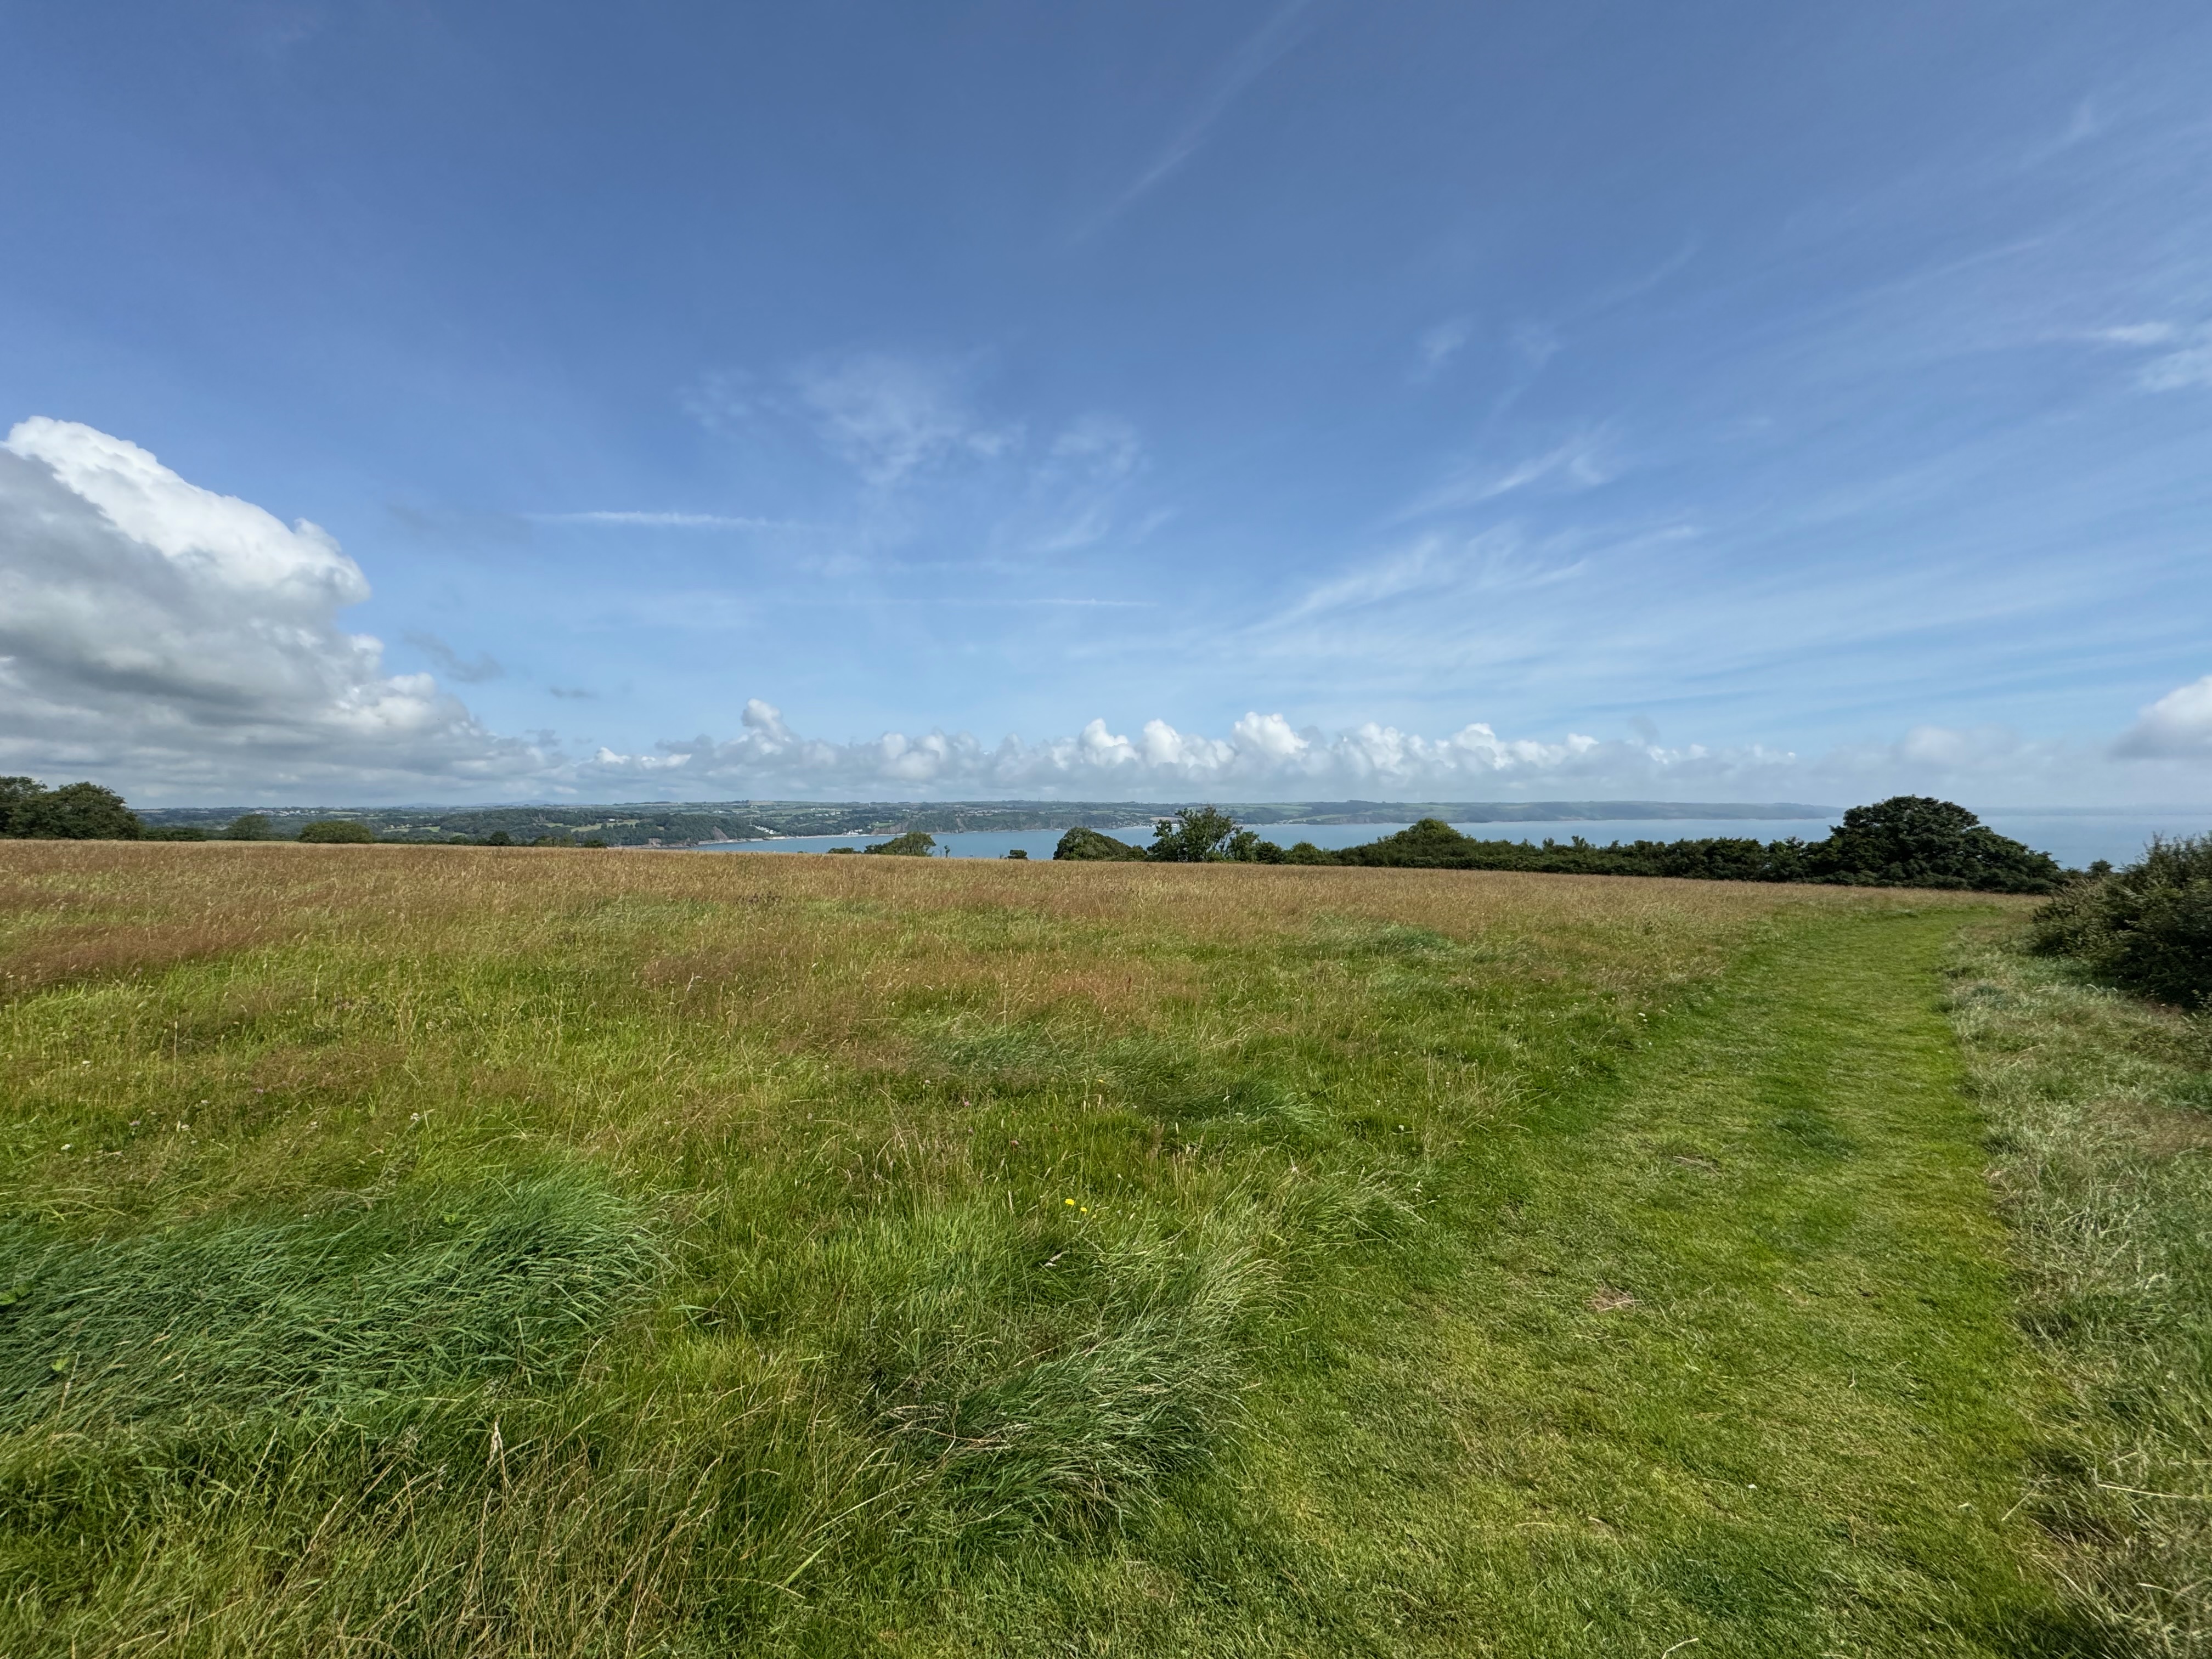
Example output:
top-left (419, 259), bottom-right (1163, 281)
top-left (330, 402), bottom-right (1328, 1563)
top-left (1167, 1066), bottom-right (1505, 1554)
top-left (864, 832), bottom-right (936, 856)
top-left (1004, 848), bottom-right (1030, 860)
top-left (2031, 836), bottom-right (2212, 1008)
top-left (0, 777), bottom-right (143, 839)
top-left (1054, 827), bottom-right (1148, 861)
top-left (227, 814), bottom-right (275, 840)
top-left (298, 820), bottom-right (378, 844)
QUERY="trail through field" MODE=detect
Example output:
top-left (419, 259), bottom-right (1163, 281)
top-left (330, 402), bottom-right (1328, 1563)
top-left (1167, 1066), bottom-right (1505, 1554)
top-left (944, 909), bottom-right (2096, 1657)
top-left (1301, 910), bottom-right (2089, 1655)
top-left (0, 851), bottom-right (2098, 1657)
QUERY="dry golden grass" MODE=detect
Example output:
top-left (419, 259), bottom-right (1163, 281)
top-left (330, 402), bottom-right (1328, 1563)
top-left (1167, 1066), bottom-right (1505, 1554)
top-left (0, 842), bottom-right (1946, 1199)
top-left (0, 842), bottom-right (1997, 1228)
top-left (0, 837), bottom-right (1936, 1000)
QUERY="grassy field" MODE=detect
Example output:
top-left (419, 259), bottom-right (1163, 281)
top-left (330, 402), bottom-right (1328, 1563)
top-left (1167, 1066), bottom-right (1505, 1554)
top-left (0, 843), bottom-right (2158, 1655)
top-left (1948, 934), bottom-right (2212, 1655)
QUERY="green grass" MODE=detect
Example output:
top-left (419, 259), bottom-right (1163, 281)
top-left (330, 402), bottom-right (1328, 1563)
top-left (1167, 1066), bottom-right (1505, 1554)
top-left (1949, 933), bottom-right (2212, 1655)
top-left (0, 844), bottom-right (2154, 1654)
top-left (0, 1175), bottom-right (657, 1432)
top-left (921, 909), bottom-right (2094, 1658)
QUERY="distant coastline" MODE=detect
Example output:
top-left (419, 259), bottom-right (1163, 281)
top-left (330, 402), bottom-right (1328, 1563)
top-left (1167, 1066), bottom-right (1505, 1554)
top-left (131, 797), bottom-right (1842, 848)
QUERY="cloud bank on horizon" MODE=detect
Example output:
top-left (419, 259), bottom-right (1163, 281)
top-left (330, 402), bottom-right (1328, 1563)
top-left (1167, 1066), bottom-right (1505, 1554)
top-left (3, 417), bottom-right (2205, 807)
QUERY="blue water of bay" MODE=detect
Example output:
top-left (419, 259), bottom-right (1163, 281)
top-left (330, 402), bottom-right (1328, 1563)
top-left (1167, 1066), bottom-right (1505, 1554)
top-left (699, 811), bottom-right (2210, 869)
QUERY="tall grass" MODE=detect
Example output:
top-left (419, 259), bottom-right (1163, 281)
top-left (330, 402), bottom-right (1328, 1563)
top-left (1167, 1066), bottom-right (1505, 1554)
top-left (1950, 932), bottom-right (2212, 1655)
top-left (0, 843), bottom-right (2006, 1654)
top-left (0, 1173), bottom-right (657, 1433)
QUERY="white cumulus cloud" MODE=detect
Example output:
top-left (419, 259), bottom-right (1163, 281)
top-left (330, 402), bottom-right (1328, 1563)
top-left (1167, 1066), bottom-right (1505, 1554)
top-left (0, 418), bottom-right (539, 795)
top-left (2115, 675), bottom-right (2212, 759)
top-left (578, 698), bottom-right (1802, 800)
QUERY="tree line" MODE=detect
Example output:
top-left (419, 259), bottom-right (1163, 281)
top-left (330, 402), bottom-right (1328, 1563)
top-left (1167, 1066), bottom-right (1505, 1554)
top-left (1056, 797), bottom-right (2070, 894)
top-left (1, 775), bottom-right (2080, 895)
top-left (0, 780), bottom-right (607, 847)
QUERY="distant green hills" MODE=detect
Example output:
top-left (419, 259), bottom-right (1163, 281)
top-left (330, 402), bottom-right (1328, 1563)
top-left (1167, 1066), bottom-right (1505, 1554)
top-left (132, 798), bottom-right (1838, 848)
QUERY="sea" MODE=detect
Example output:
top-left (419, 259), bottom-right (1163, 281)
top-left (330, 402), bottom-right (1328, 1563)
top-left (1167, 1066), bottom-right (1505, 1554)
top-left (697, 811), bottom-right (2211, 870)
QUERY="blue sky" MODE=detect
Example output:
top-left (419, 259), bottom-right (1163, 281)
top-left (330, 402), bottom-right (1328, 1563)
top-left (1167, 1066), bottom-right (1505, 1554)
top-left (2, 1), bottom-right (2209, 805)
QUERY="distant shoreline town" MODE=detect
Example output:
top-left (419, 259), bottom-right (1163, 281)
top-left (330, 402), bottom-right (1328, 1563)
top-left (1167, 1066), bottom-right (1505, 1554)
top-left (127, 798), bottom-right (1841, 849)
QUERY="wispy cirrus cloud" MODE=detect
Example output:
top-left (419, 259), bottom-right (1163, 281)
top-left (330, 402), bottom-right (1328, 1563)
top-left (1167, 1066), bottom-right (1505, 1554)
top-left (533, 510), bottom-right (814, 529)
top-left (682, 352), bottom-right (1022, 488)
top-left (2136, 333), bottom-right (2212, 391)
top-left (1413, 317), bottom-right (1472, 380)
top-left (1266, 526), bottom-right (1583, 627)
top-left (681, 348), bottom-right (1156, 562)
top-left (1395, 427), bottom-right (1619, 522)
top-left (1081, 0), bottom-right (1320, 234)
top-left (2079, 321), bottom-right (2212, 391)
top-left (791, 351), bottom-right (1023, 486)
top-left (1014, 414), bottom-right (1147, 553)
top-left (1250, 518), bottom-right (1690, 691)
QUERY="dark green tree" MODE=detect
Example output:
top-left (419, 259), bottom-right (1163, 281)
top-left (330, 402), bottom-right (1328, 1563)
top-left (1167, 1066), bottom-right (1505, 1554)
top-left (1148, 805), bottom-right (1243, 862)
top-left (863, 831), bottom-right (936, 856)
top-left (5, 781), bottom-right (143, 840)
top-left (298, 820), bottom-right (377, 844)
top-left (0, 777), bottom-right (46, 837)
top-left (1802, 796), bottom-right (2062, 893)
top-left (1223, 828), bottom-right (1285, 862)
top-left (1053, 826), bottom-right (1148, 861)
top-left (1331, 819), bottom-right (1468, 866)
top-left (226, 814), bottom-right (275, 841)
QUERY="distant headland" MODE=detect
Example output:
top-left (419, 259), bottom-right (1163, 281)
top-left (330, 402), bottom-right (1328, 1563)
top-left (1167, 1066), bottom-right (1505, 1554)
top-left (131, 799), bottom-right (1839, 849)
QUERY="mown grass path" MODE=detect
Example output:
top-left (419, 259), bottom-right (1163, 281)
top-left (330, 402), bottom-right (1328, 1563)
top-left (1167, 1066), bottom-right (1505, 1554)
top-left (951, 909), bottom-right (2095, 1657)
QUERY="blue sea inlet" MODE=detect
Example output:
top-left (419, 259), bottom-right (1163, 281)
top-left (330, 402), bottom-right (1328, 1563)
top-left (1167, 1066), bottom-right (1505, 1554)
top-left (698, 811), bottom-right (2209, 870)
